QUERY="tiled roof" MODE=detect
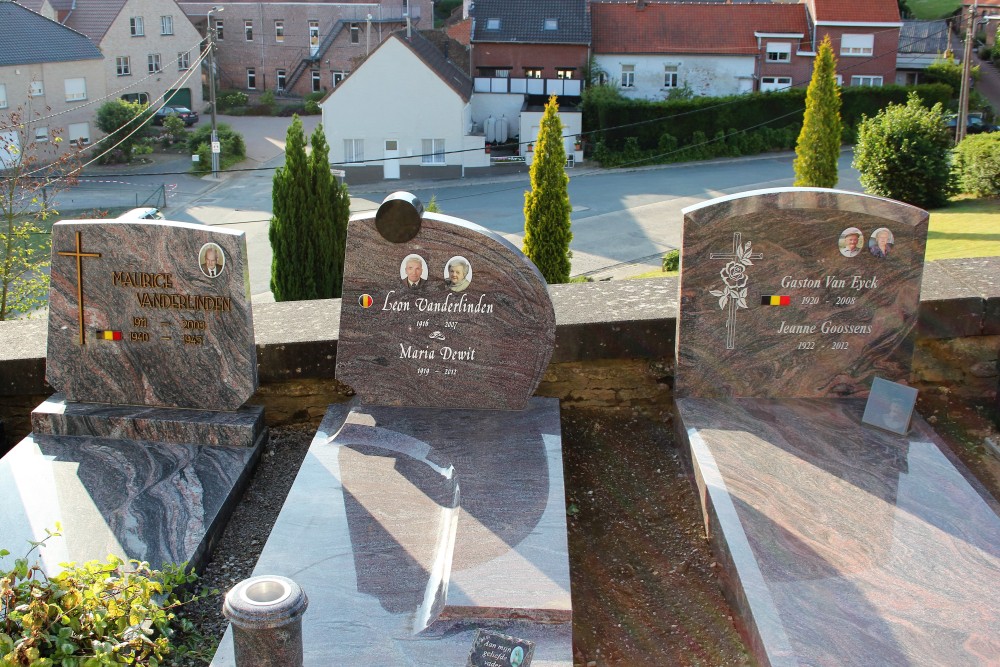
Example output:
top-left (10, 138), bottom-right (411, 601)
top-left (395, 29), bottom-right (473, 102)
top-left (61, 0), bottom-right (128, 42)
top-left (471, 0), bottom-right (590, 45)
top-left (591, 2), bottom-right (809, 55)
top-left (899, 20), bottom-right (950, 55)
top-left (0, 1), bottom-right (103, 66)
top-left (809, 0), bottom-right (900, 23)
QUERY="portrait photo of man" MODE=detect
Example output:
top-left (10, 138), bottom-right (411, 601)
top-left (862, 377), bottom-right (918, 436)
top-left (839, 227), bottom-right (864, 258)
top-left (399, 254), bottom-right (428, 289)
top-left (869, 228), bottom-right (894, 259)
top-left (445, 256), bottom-right (472, 292)
top-left (199, 243), bottom-right (225, 278)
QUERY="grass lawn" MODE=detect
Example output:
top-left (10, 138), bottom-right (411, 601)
top-left (906, 0), bottom-right (961, 20)
top-left (925, 197), bottom-right (1000, 260)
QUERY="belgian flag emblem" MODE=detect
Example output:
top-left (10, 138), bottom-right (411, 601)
top-left (358, 294), bottom-right (374, 308)
top-left (95, 330), bottom-right (122, 340)
top-left (761, 295), bottom-right (791, 306)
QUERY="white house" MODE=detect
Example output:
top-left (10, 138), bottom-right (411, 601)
top-left (321, 30), bottom-right (489, 184)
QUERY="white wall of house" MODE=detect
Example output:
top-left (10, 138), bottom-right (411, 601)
top-left (470, 93), bottom-right (525, 141)
top-left (594, 54), bottom-right (755, 99)
top-left (519, 110), bottom-right (582, 166)
top-left (321, 37), bottom-right (488, 171)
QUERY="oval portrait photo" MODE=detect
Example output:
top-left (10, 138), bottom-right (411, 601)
top-left (839, 227), bottom-right (864, 258)
top-left (199, 242), bottom-right (226, 278)
top-left (444, 256), bottom-right (473, 292)
top-left (869, 227), bottom-right (894, 259)
top-left (399, 253), bottom-right (428, 290)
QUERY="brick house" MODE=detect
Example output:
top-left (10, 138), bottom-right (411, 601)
top-left (804, 0), bottom-right (902, 89)
top-left (177, 0), bottom-right (434, 98)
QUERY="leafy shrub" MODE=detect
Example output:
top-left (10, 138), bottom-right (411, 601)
top-left (188, 123), bottom-right (246, 173)
top-left (304, 91), bottom-right (326, 103)
top-left (162, 115), bottom-right (187, 146)
top-left (303, 100), bottom-right (321, 115)
top-left (953, 132), bottom-right (1000, 197)
top-left (218, 90), bottom-right (249, 111)
top-left (662, 249), bottom-right (680, 272)
top-left (260, 90), bottom-right (275, 107)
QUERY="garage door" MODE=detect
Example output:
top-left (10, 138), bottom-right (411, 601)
top-left (165, 88), bottom-right (192, 108)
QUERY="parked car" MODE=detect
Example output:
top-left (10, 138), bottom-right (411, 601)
top-left (153, 106), bottom-right (199, 126)
top-left (117, 207), bottom-right (163, 220)
top-left (945, 113), bottom-right (999, 135)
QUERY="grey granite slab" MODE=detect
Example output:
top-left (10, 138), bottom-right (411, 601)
top-left (46, 220), bottom-right (257, 410)
top-left (917, 261), bottom-right (984, 338)
top-left (935, 257), bottom-right (1000, 334)
top-left (210, 397), bottom-right (572, 666)
top-left (0, 429), bottom-right (262, 574)
top-left (31, 394), bottom-right (265, 448)
top-left (676, 397), bottom-right (1000, 667)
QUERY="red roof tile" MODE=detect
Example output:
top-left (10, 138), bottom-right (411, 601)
top-left (808, 0), bottom-right (900, 23)
top-left (591, 2), bottom-right (809, 55)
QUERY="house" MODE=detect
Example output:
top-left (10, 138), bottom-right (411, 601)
top-left (58, 0), bottom-right (205, 111)
top-left (320, 29), bottom-right (489, 184)
top-left (804, 0), bottom-right (902, 88)
top-left (0, 0), bottom-right (106, 163)
top-left (177, 0), bottom-right (434, 98)
top-left (895, 20), bottom-right (955, 85)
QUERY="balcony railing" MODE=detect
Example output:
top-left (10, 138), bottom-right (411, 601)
top-left (474, 77), bottom-right (583, 96)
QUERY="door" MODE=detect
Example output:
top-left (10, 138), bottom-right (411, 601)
top-left (383, 140), bottom-right (400, 179)
top-left (309, 21), bottom-right (319, 57)
top-left (164, 87), bottom-right (192, 108)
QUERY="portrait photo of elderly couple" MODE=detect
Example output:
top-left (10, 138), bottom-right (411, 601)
top-left (399, 254), bottom-right (473, 292)
top-left (838, 227), bottom-right (895, 259)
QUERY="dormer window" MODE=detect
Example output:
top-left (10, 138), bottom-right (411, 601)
top-left (543, 18), bottom-right (558, 30)
top-left (486, 18), bottom-right (500, 30)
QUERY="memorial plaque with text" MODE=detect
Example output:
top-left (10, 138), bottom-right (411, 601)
top-left (46, 220), bottom-right (257, 411)
top-left (676, 188), bottom-right (928, 399)
top-left (336, 209), bottom-right (555, 410)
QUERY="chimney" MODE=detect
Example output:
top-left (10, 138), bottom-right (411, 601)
top-left (406, 14), bottom-right (412, 38)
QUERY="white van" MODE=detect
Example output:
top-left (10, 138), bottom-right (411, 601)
top-left (117, 207), bottom-right (164, 220)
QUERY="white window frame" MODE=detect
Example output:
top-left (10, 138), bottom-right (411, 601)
top-left (851, 75), bottom-right (883, 87)
top-left (486, 18), bottom-right (500, 30)
top-left (344, 138), bottom-right (364, 163)
top-left (276, 69), bottom-right (286, 91)
top-left (161, 15), bottom-right (173, 36)
top-left (29, 81), bottom-right (43, 97)
top-left (130, 16), bottom-right (144, 37)
top-left (147, 53), bottom-right (161, 73)
top-left (556, 68), bottom-right (573, 80)
top-left (34, 126), bottom-right (49, 143)
top-left (177, 51), bottom-right (191, 71)
top-left (116, 56), bottom-right (131, 76)
top-left (524, 68), bottom-right (542, 79)
top-left (350, 23), bottom-right (360, 44)
top-left (841, 34), bottom-right (874, 57)
top-left (311, 70), bottom-right (321, 92)
top-left (421, 138), bottom-right (445, 165)
top-left (760, 76), bottom-right (792, 92)
top-left (64, 78), bottom-right (87, 102)
top-left (663, 65), bottom-right (679, 89)
top-left (215, 19), bottom-right (224, 40)
top-left (332, 71), bottom-right (347, 87)
top-left (621, 64), bottom-right (635, 88)
top-left (0, 83), bottom-right (6, 109)
top-left (543, 18), bottom-right (558, 30)
top-left (766, 42), bottom-right (792, 62)
top-left (68, 122), bottom-right (90, 147)
top-left (275, 20), bottom-right (284, 42)
top-left (245, 20), bottom-right (253, 41)
top-left (247, 68), bottom-right (257, 89)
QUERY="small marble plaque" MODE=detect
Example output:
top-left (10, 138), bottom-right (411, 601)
top-left (46, 220), bottom-right (257, 411)
top-left (862, 377), bottom-right (917, 435)
top-left (468, 629), bottom-right (535, 667)
top-left (676, 188), bottom-right (928, 399)
top-left (336, 195), bottom-right (555, 410)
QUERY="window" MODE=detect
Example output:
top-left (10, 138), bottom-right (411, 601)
top-left (309, 20), bottom-right (319, 49)
top-left (121, 92), bottom-right (149, 105)
top-left (422, 138), bottom-right (445, 164)
top-left (64, 78), bottom-right (87, 102)
top-left (161, 15), bottom-right (173, 35)
top-left (147, 53), bottom-right (161, 73)
top-left (247, 68), bottom-right (257, 89)
top-left (116, 56), bottom-right (131, 76)
top-left (556, 68), bottom-right (574, 79)
top-left (350, 23), bottom-right (360, 43)
top-left (245, 20), bottom-right (253, 41)
top-left (766, 42), bottom-right (791, 62)
top-left (760, 76), bottom-right (792, 92)
top-left (275, 20), bottom-right (284, 42)
top-left (332, 71), bottom-right (346, 87)
top-left (177, 51), bottom-right (191, 70)
top-left (215, 19), bottom-right (224, 40)
top-left (29, 80), bottom-right (43, 96)
top-left (478, 67), bottom-right (510, 78)
top-left (34, 126), bottom-right (48, 143)
top-left (68, 122), bottom-right (90, 146)
top-left (130, 16), bottom-right (144, 36)
top-left (621, 65), bottom-right (635, 88)
top-left (344, 138), bottom-right (364, 163)
top-left (663, 65), bottom-right (678, 88)
top-left (543, 18), bottom-right (558, 30)
top-left (524, 68), bottom-right (542, 79)
top-left (0, 83), bottom-right (7, 108)
top-left (841, 34), bottom-right (874, 56)
top-left (851, 75), bottom-right (883, 87)
top-left (276, 69), bottom-right (286, 91)
top-left (311, 70), bottom-right (321, 92)
top-left (486, 18), bottom-right (500, 30)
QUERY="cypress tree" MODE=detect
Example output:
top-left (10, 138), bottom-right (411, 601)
top-left (793, 35), bottom-right (842, 188)
top-left (270, 115), bottom-right (316, 300)
top-left (523, 95), bottom-right (573, 283)
top-left (308, 123), bottom-right (350, 298)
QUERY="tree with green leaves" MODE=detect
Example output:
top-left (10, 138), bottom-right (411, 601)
top-left (852, 92), bottom-right (954, 209)
top-left (94, 99), bottom-right (151, 163)
top-left (523, 95), bottom-right (572, 283)
top-left (307, 123), bottom-right (350, 298)
top-left (793, 35), bottom-right (842, 187)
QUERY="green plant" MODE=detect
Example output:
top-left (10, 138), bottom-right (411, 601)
top-left (923, 53), bottom-right (979, 97)
top-left (794, 36), bottom-right (842, 187)
top-left (0, 527), bottom-right (215, 666)
top-left (425, 195), bottom-right (441, 213)
top-left (523, 95), bottom-right (573, 284)
top-left (953, 132), bottom-right (1000, 197)
top-left (303, 100), bottom-right (320, 115)
top-left (217, 90), bottom-right (248, 111)
top-left (187, 123), bottom-right (246, 173)
top-left (161, 115), bottom-right (187, 146)
top-left (95, 99), bottom-right (152, 164)
top-left (260, 90), bottom-right (275, 107)
top-left (662, 249), bottom-right (680, 272)
top-left (852, 92), bottom-right (955, 208)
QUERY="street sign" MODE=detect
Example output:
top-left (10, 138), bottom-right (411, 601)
top-left (211, 141), bottom-right (221, 154)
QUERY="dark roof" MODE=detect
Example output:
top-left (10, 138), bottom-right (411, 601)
top-left (471, 0), bottom-right (590, 45)
top-left (899, 20), bottom-right (950, 55)
top-left (61, 0), bottom-right (128, 42)
top-left (0, 1), bottom-right (103, 66)
top-left (394, 29), bottom-right (473, 102)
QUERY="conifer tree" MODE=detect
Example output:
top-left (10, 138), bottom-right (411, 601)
top-left (523, 96), bottom-right (572, 283)
top-left (793, 36), bottom-right (842, 187)
top-left (269, 115), bottom-right (316, 300)
top-left (308, 123), bottom-right (350, 298)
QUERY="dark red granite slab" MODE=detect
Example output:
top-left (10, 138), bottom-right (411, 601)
top-left (46, 220), bottom-right (257, 411)
top-left (677, 188), bottom-right (928, 399)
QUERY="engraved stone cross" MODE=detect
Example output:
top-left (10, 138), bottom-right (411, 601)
top-left (709, 232), bottom-right (762, 350)
top-left (56, 231), bottom-right (102, 346)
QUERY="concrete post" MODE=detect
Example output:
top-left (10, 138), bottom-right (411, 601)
top-left (223, 575), bottom-right (309, 667)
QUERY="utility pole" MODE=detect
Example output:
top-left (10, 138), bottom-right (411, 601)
top-left (207, 6), bottom-right (224, 178)
top-left (957, 1), bottom-right (977, 144)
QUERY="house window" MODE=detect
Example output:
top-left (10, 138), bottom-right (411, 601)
top-left (29, 80), bottom-right (43, 96)
top-left (664, 65), bottom-right (679, 88)
top-left (177, 51), bottom-right (191, 70)
top-left (332, 71), bottom-right (347, 87)
top-left (350, 23), bottom-right (360, 44)
top-left (621, 65), bottom-right (635, 88)
top-left (147, 53), bottom-right (161, 73)
top-left (116, 56), bottom-right (131, 76)
top-left (0, 84), bottom-right (6, 108)
top-left (422, 138), bottom-right (445, 164)
top-left (215, 19), bottom-right (224, 40)
top-left (34, 126), bottom-right (48, 143)
top-left (64, 78), bottom-right (87, 101)
top-left (276, 69), bottom-right (286, 91)
top-left (161, 15), bottom-right (173, 35)
top-left (543, 18), bottom-right (558, 30)
top-left (245, 20), bottom-right (253, 41)
top-left (841, 34), bottom-right (874, 56)
top-left (760, 76), bottom-right (792, 92)
top-left (851, 75), bottom-right (883, 87)
top-left (556, 68), bottom-right (574, 79)
top-left (247, 68), bottom-right (257, 89)
top-left (121, 92), bottom-right (149, 104)
top-left (344, 138), bottom-right (364, 162)
top-left (524, 68), bottom-right (542, 79)
top-left (309, 20), bottom-right (319, 49)
top-left (311, 70), bottom-right (321, 92)
top-left (486, 18), bottom-right (500, 30)
top-left (130, 16), bottom-right (144, 36)
top-left (766, 42), bottom-right (791, 62)
top-left (275, 20), bottom-right (284, 42)
top-left (478, 67), bottom-right (510, 78)
top-left (68, 122), bottom-right (90, 146)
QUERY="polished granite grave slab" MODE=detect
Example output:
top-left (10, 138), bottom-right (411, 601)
top-left (0, 430), bottom-right (261, 573)
top-left (211, 397), bottom-right (572, 666)
top-left (676, 397), bottom-right (1000, 667)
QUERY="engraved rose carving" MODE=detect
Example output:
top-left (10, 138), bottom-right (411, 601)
top-left (709, 241), bottom-right (756, 311)
top-left (720, 261), bottom-right (747, 289)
